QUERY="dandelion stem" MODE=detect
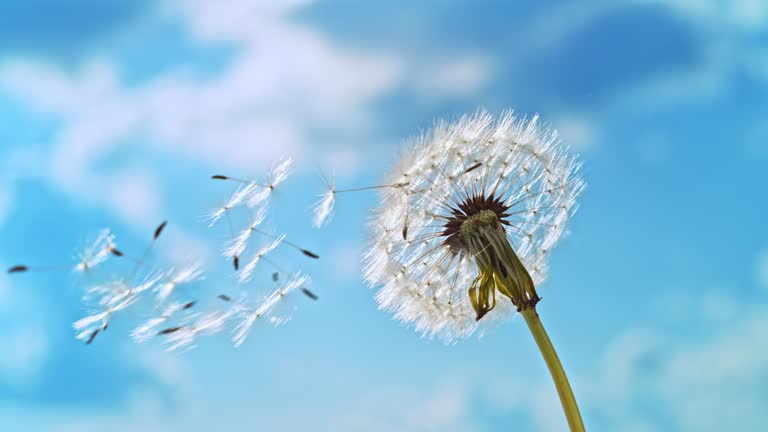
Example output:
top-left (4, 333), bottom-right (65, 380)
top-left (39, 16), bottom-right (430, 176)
top-left (521, 307), bottom-right (586, 432)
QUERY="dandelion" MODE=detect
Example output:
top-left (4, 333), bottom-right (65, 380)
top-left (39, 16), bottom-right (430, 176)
top-left (74, 229), bottom-right (118, 272)
top-left (232, 272), bottom-right (310, 347)
top-left (364, 110), bottom-right (586, 431)
top-left (155, 263), bottom-right (205, 301)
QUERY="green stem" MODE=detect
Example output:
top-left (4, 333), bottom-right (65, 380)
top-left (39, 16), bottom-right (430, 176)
top-left (521, 307), bottom-right (586, 432)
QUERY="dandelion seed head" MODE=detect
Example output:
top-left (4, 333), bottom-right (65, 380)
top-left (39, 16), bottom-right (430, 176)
top-left (364, 110), bottom-right (584, 342)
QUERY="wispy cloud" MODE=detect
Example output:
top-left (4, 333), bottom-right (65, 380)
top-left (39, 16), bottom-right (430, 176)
top-left (0, 0), bottom-right (403, 228)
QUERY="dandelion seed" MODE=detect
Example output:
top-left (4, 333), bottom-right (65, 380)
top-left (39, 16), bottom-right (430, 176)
top-left (158, 326), bottom-right (183, 335)
top-left (208, 182), bottom-right (260, 227)
top-left (232, 272), bottom-right (310, 347)
top-left (74, 229), bottom-right (117, 272)
top-left (311, 173), bottom-right (410, 229)
top-left (247, 157), bottom-right (293, 209)
top-left (238, 234), bottom-right (285, 284)
top-left (86, 329), bottom-right (100, 345)
top-left (154, 221), bottom-right (168, 239)
top-left (364, 110), bottom-right (584, 341)
top-left (74, 295), bottom-right (138, 343)
top-left (131, 301), bottom-right (190, 343)
top-left (224, 207), bottom-right (267, 259)
top-left (7, 265), bottom-right (28, 274)
top-left (301, 288), bottom-right (319, 300)
top-left (301, 249), bottom-right (320, 259)
top-left (312, 174), bottom-right (336, 228)
top-left (101, 273), bottom-right (163, 308)
top-left (155, 263), bottom-right (205, 301)
top-left (162, 310), bottom-right (232, 351)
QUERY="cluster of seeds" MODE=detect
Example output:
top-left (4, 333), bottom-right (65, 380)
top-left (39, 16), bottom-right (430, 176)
top-left (8, 158), bottom-right (319, 351)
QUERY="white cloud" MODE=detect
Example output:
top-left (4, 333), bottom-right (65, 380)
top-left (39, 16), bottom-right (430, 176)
top-left (0, 0), bottom-right (403, 230)
top-left (7, 377), bottom-right (477, 432)
top-left (414, 57), bottom-right (494, 98)
top-left (552, 114), bottom-right (598, 152)
top-left (478, 288), bottom-right (768, 431)
top-left (580, 291), bottom-right (768, 431)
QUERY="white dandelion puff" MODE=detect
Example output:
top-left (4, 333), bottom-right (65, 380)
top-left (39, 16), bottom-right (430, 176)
top-left (364, 110), bottom-right (585, 342)
top-left (155, 263), bottom-right (205, 302)
top-left (232, 272), bottom-right (309, 347)
top-left (238, 234), bottom-right (285, 284)
top-left (74, 229), bottom-right (117, 272)
top-left (247, 157), bottom-right (293, 208)
top-left (224, 207), bottom-right (267, 259)
top-left (208, 181), bottom-right (260, 227)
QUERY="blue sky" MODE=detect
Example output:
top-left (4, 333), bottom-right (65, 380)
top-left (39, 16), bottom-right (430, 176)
top-left (0, 1), bottom-right (767, 431)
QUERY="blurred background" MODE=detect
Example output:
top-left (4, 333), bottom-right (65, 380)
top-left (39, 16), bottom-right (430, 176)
top-left (1, 1), bottom-right (767, 431)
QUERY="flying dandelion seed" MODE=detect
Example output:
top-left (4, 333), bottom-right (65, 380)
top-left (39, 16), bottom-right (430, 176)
top-left (155, 263), bottom-right (205, 302)
top-left (208, 181), bottom-right (261, 227)
top-left (74, 294), bottom-right (139, 344)
top-left (224, 207), bottom-right (267, 259)
top-left (247, 157), bottom-right (293, 209)
top-left (9, 156), bottom-right (319, 352)
top-left (74, 229), bottom-right (118, 272)
top-left (131, 301), bottom-right (192, 343)
top-left (312, 176), bottom-right (409, 230)
top-left (364, 109), bottom-right (586, 431)
top-left (231, 272), bottom-right (310, 347)
top-left (161, 309), bottom-right (233, 352)
top-left (238, 234), bottom-right (285, 284)
top-left (312, 173), bottom-right (336, 228)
